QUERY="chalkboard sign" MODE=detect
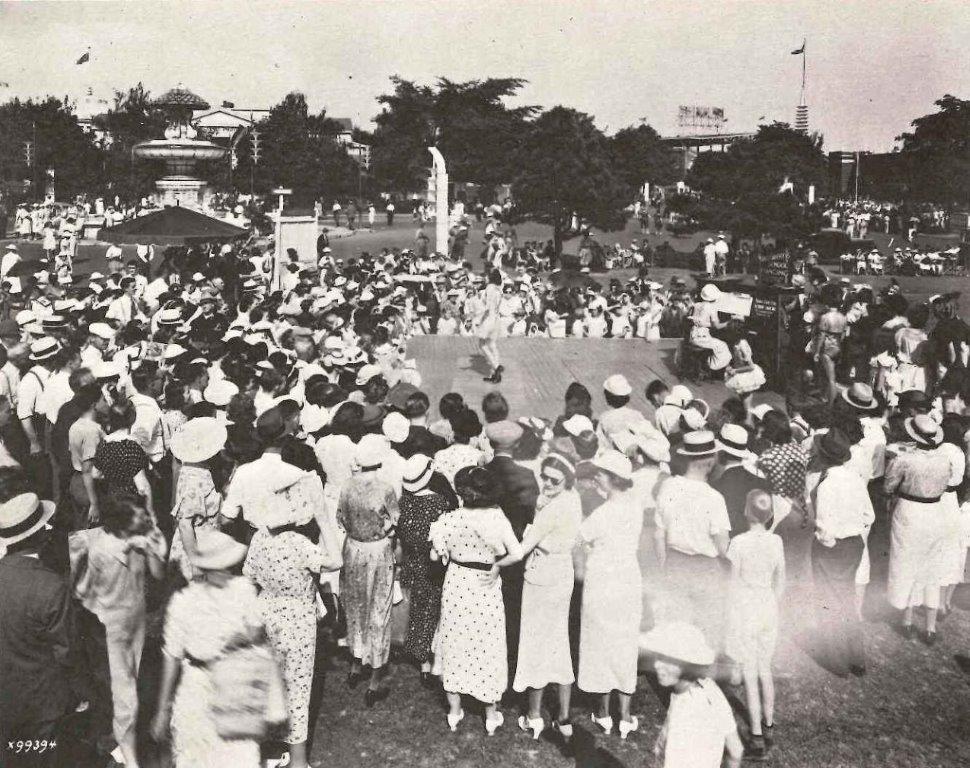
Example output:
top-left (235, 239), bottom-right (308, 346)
top-left (751, 296), bottom-right (777, 319)
top-left (759, 252), bottom-right (790, 286)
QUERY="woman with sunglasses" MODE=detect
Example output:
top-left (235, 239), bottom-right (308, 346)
top-left (512, 453), bottom-right (583, 741)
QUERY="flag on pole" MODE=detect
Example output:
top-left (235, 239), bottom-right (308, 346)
top-left (791, 41), bottom-right (805, 55)
top-left (76, 50), bottom-right (90, 65)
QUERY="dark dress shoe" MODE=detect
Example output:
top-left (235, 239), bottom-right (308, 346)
top-left (746, 735), bottom-right (768, 761)
top-left (923, 630), bottom-right (939, 647)
top-left (762, 722), bottom-right (774, 748)
top-left (347, 671), bottom-right (363, 689)
top-left (896, 623), bottom-right (916, 640)
top-left (419, 672), bottom-right (436, 689)
top-left (492, 369), bottom-right (502, 383)
top-left (364, 688), bottom-right (389, 708)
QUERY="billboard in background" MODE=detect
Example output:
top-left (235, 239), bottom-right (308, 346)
top-left (677, 105), bottom-right (727, 133)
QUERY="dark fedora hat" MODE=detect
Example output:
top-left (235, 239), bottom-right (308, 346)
top-left (817, 428), bottom-right (852, 465)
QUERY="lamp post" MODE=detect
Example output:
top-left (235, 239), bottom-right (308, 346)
top-left (270, 187), bottom-right (292, 291)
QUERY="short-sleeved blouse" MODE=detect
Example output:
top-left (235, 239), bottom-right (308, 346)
top-left (433, 444), bottom-right (485, 485)
top-left (690, 301), bottom-right (719, 329)
top-left (429, 506), bottom-right (513, 564)
top-left (172, 465), bottom-right (222, 526)
top-left (726, 529), bottom-right (784, 590)
top-left (758, 442), bottom-right (808, 501)
top-left (337, 473), bottom-right (398, 542)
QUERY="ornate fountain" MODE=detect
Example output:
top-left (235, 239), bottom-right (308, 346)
top-left (133, 86), bottom-right (226, 208)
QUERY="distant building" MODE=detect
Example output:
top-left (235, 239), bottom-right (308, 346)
top-left (191, 108), bottom-right (271, 140)
top-left (329, 117), bottom-right (370, 166)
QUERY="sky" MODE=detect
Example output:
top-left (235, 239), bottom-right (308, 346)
top-left (1, 0), bottom-right (969, 152)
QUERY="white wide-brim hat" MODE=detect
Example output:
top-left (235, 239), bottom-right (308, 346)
top-left (0, 493), bottom-right (56, 544)
top-left (640, 621), bottom-right (715, 666)
top-left (171, 417), bottom-right (228, 463)
top-left (590, 450), bottom-right (633, 481)
top-left (700, 284), bottom-right (721, 302)
top-left (402, 454), bottom-right (434, 493)
top-left (192, 529), bottom-right (248, 571)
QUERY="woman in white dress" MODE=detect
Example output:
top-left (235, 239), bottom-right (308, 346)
top-left (513, 453), bottom-right (582, 740)
top-left (689, 284), bottom-right (731, 371)
top-left (938, 416), bottom-right (966, 616)
top-left (884, 415), bottom-right (951, 644)
top-left (429, 466), bottom-right (523, 735)
top-left (577, 451), bottom-right (644, 740)
top-left (476, 269), bottom-right (504, 383)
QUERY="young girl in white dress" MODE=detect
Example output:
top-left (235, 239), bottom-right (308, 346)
top-left (724, 321), bottom-right (767, 412)
top-left (725, 489), bottom-right (785, 759)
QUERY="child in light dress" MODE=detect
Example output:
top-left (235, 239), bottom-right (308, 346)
top-left (724, 323), bottom-right (766, 413)
top-left (725, 489), bottom-right (785, 759)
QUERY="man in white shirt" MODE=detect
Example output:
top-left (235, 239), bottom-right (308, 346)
top-left (703, 238), bottom-right (717, 276)
top-left (655, 430), bottom-right (731, 646)
top-left (128, 365), bottom-right (166, 466)
top-left (80, 323), bottom-right (114, 369)
top-left (105, 277), bottom-right (143, 327)
top-left (654, 384), bottom-right (693, 437)
top-left (221, 407), bottom-right (304, 529)
top-left (1, 245), bottom-right (21, 279)
top-left (17, 338), bottom-right (60, 497)
top-left (714, 235), bottom-right (730, 275)
top-left (0, 344), bottom-right (25, 410)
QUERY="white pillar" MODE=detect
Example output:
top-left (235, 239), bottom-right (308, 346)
top-left (808, 184), bottom-right (816, 205)
top-left (428, 147), bottom-right (449, 255)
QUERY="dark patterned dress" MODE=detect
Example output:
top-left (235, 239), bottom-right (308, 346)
top-left (397, 491), bottom-right (449, 662)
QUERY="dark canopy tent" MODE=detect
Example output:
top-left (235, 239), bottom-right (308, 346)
top-left (100, 206), bottom-right (249, 246)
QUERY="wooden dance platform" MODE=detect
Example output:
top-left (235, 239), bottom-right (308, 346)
top-left (407, 336), bottom-right (754, 420)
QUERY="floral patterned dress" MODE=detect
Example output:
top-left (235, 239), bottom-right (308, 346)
top-left (397, 490), bottom-right (450, 662)
top-left (168, 465), bottom-right (223, 580)
top-left (243, 529), bottom-right (332, 744)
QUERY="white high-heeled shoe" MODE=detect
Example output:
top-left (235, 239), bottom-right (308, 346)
top-left (590, 713), bottom-right (613, 734)
top-left (517, 715), bottom-right (544, 740)
top-left (618, 716), bottom-right (639, 740)
top-left (485, 711), bottom-right (504, 735)
top-left (447, 709), bottom-right (465, 732)
top-left (553, 719), bottom-right (574, 739)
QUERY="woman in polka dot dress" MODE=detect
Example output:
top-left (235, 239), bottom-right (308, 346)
top-left (429, 467), bottom-right (524, 734)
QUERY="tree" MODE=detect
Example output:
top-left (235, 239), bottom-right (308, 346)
top-left (894, 95), bottom-right (970, 206)
top-left (0, 96), bottom-right (102, 202)
top-left (609, 123), bottom-right (679, 194)
top-left (94, 83), bottom-right (169, 200)
top-left (234, 92), bottom-right (361, 204)
top-left (680, 122), bottom-right (827, 240)
top-left (511, 106), bottom-right (631, 257)
top-left (369, 76), bottom-right (536, 195)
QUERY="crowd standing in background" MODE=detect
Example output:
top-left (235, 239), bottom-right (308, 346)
top-left (1, 192), bottom-right (970, 768)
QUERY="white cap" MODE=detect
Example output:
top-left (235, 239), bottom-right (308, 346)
top-left (88, 322), bottom-right (115, 340)
top-left (603, 374), bottom-right (632, 398)
top-left (381, 412), bottom-right (410, 444)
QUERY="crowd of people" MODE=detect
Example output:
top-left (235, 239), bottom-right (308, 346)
top-left (0, 201), bottom-right (968, 768)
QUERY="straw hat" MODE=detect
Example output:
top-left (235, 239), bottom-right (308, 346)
top-left (29, 337), bottom-right (61, 362)
top-left (402, 454), bottom-right (434, 493)
top-left (715, 423), bottom-right (752, 459)
top-left (192, 529), bottom-right (248, 571)
top-left (841, 382), bottom-right (879, 413)
top-left (171, 417), bottom-right (228, 463)
top-left (0, 493), bottom-right (56, 544)
top-left (590, 450), bottom-right (633, 481)
top-left (905, 414), bottom-right (943, 448)
top-left (203, 379), bottom-right (239, 408)
top-left (562, 414), bottom-right (594, 437)
top-left (677, 430), bottom-right (718, 457)
top-left (355, 434), bottom-right (385, 471)
top-left (603, 374), bottom-right (632, 397)
top-left (640, 621), bottom-right (715, 666)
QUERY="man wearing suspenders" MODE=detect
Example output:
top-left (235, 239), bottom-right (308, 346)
top-left (17, 337), bottom-right (60, 498)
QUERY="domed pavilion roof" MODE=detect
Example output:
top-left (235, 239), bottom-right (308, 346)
top-left (154, 87), bottom-right (210, 111)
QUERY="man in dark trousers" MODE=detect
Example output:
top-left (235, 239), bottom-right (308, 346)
top-left (0, 492), bottom-right (73, 768)
top-left (484, 419), bottom-right (539, 686)
top-left (710, 424), bottom-right (768, 535)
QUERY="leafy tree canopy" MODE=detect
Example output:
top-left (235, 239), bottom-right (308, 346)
top-left (511, 106), bottom-right (630, 254)
top-left (370, 76), bottom-right (536, 194)
top-left (609, 123), bottom-right (679, 192)
top-left (894, 95), bottom-right (970, 206)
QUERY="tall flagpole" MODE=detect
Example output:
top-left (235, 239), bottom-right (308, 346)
top-left (795, 39), bottom-right (809, 133)
top-left (800, 38), bottom-right (807, 105)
